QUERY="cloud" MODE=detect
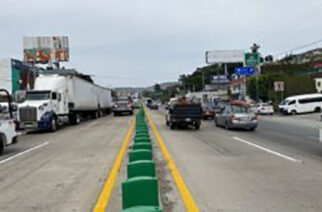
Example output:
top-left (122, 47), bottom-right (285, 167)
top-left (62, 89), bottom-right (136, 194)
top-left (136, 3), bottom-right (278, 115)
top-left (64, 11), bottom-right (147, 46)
top-left (0, 0), bottom-right (321, 87)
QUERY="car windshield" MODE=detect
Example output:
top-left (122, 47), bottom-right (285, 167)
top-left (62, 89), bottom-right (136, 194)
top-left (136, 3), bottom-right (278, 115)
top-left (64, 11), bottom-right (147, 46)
top-left (26, 91), bottom-right (51, 101)
top-left (231, 105), bottom-right (250, 113)
top-left (117, 102), bottom-right (128, 107)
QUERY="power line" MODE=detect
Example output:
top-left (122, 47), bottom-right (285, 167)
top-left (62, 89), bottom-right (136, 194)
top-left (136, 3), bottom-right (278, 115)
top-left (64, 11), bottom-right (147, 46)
top-left (274, 38), bottom-right (322, 57)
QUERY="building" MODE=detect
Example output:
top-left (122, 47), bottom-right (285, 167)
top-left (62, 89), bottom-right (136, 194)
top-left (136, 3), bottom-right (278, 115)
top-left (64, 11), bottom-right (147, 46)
top-left (0, 58), bottom-right (38, 101)
top-left (229, 77), bottom-right (248, 100)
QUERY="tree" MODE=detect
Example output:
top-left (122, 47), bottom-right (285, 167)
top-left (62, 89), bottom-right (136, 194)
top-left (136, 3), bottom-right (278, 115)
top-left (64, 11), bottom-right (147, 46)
top-left (154, 83), bottom-right (161, 92)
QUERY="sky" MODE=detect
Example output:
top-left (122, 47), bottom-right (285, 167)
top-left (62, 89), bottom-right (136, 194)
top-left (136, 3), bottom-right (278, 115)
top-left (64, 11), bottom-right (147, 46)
top-left (1, 0), bottom-right (322, 87)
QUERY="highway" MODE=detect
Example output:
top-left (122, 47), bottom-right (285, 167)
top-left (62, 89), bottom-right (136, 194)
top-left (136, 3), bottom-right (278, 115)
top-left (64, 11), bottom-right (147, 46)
top-left (149, 109), bottom-right (322, 211)
top-left (0, 115), bottom-right (133, 212)
top-left (1, 110), bottom-right (322, 211)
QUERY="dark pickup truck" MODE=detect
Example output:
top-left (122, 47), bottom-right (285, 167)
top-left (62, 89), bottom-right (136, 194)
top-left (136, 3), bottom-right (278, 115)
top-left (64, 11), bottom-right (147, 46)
top-left (165, 103), bottom-right (203, 130)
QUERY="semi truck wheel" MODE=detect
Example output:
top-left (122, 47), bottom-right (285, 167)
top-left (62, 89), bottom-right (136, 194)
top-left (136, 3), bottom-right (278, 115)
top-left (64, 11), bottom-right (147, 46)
top-left (70, 113), bottom-right (81, 125)
top-left (50, 118), bottom-right (58, 132)
top-left (170, 123), bottom-right (175, 130)
top-left (195, 124), bottom-right (200, 130)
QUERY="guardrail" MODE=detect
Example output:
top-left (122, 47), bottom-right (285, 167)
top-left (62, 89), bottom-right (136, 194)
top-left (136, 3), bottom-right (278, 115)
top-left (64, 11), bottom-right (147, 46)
top-left (121, 107), bottom-right (163, 212)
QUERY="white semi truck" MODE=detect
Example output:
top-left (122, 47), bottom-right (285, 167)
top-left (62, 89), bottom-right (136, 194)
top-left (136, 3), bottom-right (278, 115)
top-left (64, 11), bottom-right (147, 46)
top-left (18, 69), bottom-right (113, 131)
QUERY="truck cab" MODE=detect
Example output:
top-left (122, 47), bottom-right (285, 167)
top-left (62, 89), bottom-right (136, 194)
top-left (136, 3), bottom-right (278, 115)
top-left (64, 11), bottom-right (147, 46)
top-left (0, 89), bottom-right (18, 155)
top-left (18, 75), bottom-right (69, 131)
top-left (165, 98), bottom-right (203, 130)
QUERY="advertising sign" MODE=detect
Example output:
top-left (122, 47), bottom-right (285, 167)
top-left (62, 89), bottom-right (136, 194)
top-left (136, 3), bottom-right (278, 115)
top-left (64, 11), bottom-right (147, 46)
top-left (23, 36), bottom-right (69, 63)
top-left (211, 75), bottom-right (229, 84)
top-left (206, 50), bottom-right (244, 64)
top-left (314, 63), bottom-right (322, 69)
top-left (274, 81), bottom-right (284, 92)
top-left (234, 67), bottom-right (255, 76)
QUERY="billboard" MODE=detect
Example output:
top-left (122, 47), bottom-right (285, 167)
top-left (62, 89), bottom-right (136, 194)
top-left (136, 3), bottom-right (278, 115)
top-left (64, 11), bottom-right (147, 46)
top-left (23, 36), bottom-right (69, 62)
top-left (206, 50), bottom-right (244, 64)
top-left (211, 75), bottom-right (230, 84)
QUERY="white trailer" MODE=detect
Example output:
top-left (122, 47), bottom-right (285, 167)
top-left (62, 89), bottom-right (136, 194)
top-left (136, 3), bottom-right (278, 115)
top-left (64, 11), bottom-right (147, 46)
top-left (18, 69), bottom-right (112, 131)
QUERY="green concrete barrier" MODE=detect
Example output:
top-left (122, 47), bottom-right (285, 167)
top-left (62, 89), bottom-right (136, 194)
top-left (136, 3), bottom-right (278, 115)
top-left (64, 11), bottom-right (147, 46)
top-left (134, 137), bottom-right (151, 144)
top-left (135, 132), bottom-right (149, 137)
top-left (121, 206), bottom-right (162, 212)
top-left (132, 143), bottom-right (152, 151)
top-left (128, 149), bottom-right (153, 162)
top-left (127, 160), bottom-right (156, 178)
top-left (122, 177), bottom-right (159, 209)
top-left (134, 135), bottom-right (150, 140)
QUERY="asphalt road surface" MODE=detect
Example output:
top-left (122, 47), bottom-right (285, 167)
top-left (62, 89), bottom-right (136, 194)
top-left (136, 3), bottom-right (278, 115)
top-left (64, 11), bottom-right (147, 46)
top-left (149, 109), bottom-right (322, 211)
top-left (0, 115), bottom-right (133, 212)
top-left (2, 109), bottom-right (322, 212)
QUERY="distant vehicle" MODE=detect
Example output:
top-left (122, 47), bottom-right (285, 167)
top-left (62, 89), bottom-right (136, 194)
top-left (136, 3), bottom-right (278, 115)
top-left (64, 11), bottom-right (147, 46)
top-left (214, 102), bottom-right (258, 131)
top-left (145, 99), bottom-right (153, 108)
top-left (132, 98), bottom-right (140, 109)
top-left (113, 98), bottom-right (134, 116)
top-left (0, 89), bottom-right (18, 155)
top-left (257, 103), bottom-right (274, 115)
top-left (165, 98), bottom-right (203, 130)
top-left (202, 104), bottom-right (215, 119)
top-left (149, 102), bottom-right (159, 110)
top-left (213, 100), bottom-right (229, 114)
top-left (18, 69), bottom-right (113, 132)
top-left (279, 93), bottom-right (322, 115)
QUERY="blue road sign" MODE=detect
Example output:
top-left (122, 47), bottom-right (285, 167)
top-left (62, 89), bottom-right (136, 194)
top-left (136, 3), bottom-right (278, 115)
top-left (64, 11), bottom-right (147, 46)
top-left (234, 67), bottom-right (255, 76)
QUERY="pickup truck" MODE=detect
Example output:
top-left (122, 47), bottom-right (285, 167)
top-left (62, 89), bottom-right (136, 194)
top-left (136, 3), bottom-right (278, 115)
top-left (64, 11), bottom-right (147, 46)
top-left (165, 100), bottom-right (203, 130)
top-left (0, 89), bottom-right (18, 155)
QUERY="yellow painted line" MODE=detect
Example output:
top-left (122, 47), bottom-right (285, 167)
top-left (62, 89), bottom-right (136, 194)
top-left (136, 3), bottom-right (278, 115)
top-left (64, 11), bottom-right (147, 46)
top-left (93, 118), bottom-right (136, 212)
top-left (145, 108), bottom-right (200, 212)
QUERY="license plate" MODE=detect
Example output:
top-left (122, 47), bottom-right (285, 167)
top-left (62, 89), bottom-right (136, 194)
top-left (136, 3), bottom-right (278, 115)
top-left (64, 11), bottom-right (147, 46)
top-left (185, 118), bottom-right (191, 122)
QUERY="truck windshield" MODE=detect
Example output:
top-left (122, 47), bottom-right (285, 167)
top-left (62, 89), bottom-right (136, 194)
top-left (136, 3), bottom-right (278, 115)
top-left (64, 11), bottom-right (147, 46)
top-left (26, 91), bottom-right (51, 100)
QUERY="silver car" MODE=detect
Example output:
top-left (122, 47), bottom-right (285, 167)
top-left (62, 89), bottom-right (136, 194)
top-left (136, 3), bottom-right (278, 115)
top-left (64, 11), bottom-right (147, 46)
top-left (214, 104), bottom-right (258, 131)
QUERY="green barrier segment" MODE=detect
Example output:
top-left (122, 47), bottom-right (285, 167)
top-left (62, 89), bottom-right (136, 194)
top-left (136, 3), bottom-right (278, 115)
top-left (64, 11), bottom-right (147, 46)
top-left (128, 149), bottom-right (153, 162)
top-left (136, 126), bottom-right (148, 130)
top-left (136, 131), bottom-right (149, 135)
top-left (132, 143), bottom-right (152, 151)
top-left (134, 138), bottom-right (151, 144)
top-left (121, 206), bottom-right (162, 212)
top-left (127, 160), bottom-right (156, 178)
top-left (122, 177), bottom-right (159, 209)
top-left (135, 133), bottom-right (149, 138)
top-left (135, 135), bottom-right (150, 140)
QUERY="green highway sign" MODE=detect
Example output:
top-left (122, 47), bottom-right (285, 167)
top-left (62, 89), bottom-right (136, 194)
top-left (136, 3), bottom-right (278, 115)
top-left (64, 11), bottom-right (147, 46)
top-left (245, 52), bottom-right (260, 67)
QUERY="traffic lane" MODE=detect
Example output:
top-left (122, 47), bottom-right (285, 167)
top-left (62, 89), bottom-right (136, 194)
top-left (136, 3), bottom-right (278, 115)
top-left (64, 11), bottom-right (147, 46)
top-left (149, 110), bottom-right (322, 211)
top-left (0, 114), bottom-right (133, 212)
top-left (0, 115), bottom-right (114, 161)
top-left (227, 117), bottom-right (322, 163)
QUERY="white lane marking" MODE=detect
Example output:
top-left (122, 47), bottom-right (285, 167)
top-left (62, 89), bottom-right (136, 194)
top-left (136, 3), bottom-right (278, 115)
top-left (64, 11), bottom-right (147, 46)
top-left (0, 141), bottom-right (50, 165)
top-left (233, 136), bottom-right (301, 163)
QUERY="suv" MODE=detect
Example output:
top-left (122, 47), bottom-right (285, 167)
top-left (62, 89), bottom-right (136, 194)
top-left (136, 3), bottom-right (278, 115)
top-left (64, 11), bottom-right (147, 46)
top-left (0, 89), bottom-right (18, 155)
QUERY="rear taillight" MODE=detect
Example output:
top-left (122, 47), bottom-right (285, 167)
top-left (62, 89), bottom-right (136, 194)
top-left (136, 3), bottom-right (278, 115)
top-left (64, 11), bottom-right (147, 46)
top-left (253, 115), bottom-right (258, 120)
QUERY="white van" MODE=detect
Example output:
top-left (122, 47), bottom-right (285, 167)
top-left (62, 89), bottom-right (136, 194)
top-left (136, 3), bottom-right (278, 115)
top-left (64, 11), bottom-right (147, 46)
top-left (279, 94), bottom-right (322, 115)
